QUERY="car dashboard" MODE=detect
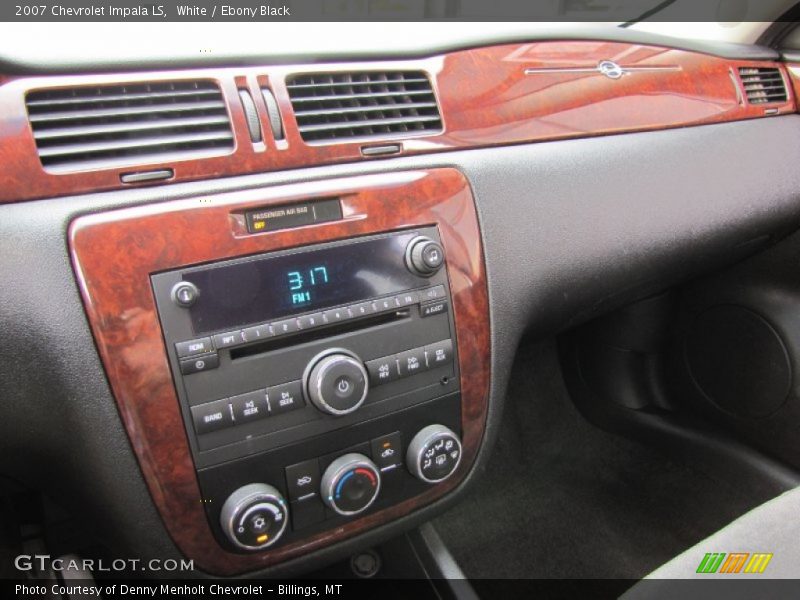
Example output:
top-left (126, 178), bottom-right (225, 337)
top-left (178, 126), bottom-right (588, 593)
top-left (3, 27), bottom-right (800, 581)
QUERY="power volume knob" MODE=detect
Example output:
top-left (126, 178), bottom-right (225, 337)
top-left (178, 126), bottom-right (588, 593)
top-left (407, 424), bottom-right (462, 484)
top-left (321, 453), bottom-right (381, 516)
top-left (219, 483), bottom-right (288, 551)
top-left (304, 349), bottom-right (369, 416)
top-left (406, 236), bottom-right (445, 277)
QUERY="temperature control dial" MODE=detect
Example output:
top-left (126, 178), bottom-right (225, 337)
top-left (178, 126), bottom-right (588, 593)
top-left (304, 349), bottom-right (369, 416)
top-left (407, 424), bottom-right (462, 484)
top-left (406, 236), bottom-right (445, 277)
top-left (321, 453), bottom-right (381, 516)
top-left (219, 483), bottom-right (288, 551)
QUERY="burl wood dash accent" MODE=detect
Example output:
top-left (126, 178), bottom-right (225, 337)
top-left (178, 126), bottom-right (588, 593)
top-left (785, 64), bottom-right (800, 106)
top-left (69, 168), bottom-right (489, 575)
top-left (1, 41), bottom-right (795, 203)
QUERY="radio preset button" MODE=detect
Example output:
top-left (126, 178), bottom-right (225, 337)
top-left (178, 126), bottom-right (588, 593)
top-left (230, 390), bottom-right (269, 424)
top-left (179, 352), bottom-right (220, 375)
top-left (373, 297), bottom-right (396, 313)
top-left (267, 381), bottom-right (305, 415)
top-left (272, 318), bottom-right (299, 336)
top-left (242, 323), bottom-right (271, 343)
top-left (191, 399), bottom-right (233, 435)
top-left (395, 291), bottom-right (420, 307)
top-left (365, 355), bottom-right (399, 386)
top-left (397, 348), bottom-right (428, 378)
top-left (286, 459), bottom-right (321, 501)
top-left (421, 285), bottom-right (446, 302)
top-left (175, 337), bottom-right (214, 358)
top-left (425, 339), bottom-right (454, 368)
top-left (298, 313), bottom-right (324, 330)
top-left (212, 331), bottom-right (244, 349)
top-left (350, 301), bottom-right (376, 318)
top-left (322, 307), bottom-right (352, 324)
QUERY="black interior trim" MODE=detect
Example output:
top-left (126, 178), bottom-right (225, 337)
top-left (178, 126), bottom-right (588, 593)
top-left (4, 117), bottom-right (800, 576)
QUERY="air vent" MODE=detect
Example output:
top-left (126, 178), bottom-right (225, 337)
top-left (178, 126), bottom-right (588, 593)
top-left (26, 80), bottom-right (233, 171)
top-left (286, 71), bottom-right (442, 143)
top-left (738, 67), bottom-right (787, 104)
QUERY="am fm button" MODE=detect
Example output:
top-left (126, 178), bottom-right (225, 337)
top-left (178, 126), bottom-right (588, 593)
top-left (191, 399), bottom-right (233, 435)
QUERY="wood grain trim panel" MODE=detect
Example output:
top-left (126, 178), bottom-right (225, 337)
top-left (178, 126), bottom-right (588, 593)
top-left (69, 168), bottom-right (489, 575)
top-left (785, 64), bottom-right (800, 106)
top-left (2, 41), bottom-right (795, 204)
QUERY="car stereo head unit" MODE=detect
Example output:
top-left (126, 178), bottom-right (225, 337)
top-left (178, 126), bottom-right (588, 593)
top-left (152, 226), bottom-right (462, 552)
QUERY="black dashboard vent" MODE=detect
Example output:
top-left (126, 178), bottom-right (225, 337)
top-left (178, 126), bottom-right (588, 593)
top-left (25, 80), bottom-right (233, 171)
top-left (738, 67), bottom-right (787, 104)
top-left (286, 71), bottom-right (442, 143)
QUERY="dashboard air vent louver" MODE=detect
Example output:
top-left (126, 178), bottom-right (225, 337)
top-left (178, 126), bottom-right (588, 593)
top-left (26, 80), bottom-right (233, 171)
top-left (738, 67), bottom-right (787, 104)
top-left (286, 71), bottom-right (442, 143)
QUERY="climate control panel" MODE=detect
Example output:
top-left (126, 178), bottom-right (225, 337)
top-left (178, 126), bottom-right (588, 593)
top-left (202, 394), bottom-right (462, 553)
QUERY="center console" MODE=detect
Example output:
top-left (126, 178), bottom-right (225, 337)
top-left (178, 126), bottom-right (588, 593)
top-left (153, 227), bottom-right (462, 552)
top-left (69, 168), bottom-right (489, 574)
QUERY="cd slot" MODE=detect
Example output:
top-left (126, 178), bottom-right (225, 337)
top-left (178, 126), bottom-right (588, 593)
top-left (230, 310), bottom-right (410, 359)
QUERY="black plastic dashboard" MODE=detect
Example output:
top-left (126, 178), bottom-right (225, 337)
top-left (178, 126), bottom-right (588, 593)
top-left (2, 28), bottom-right (800, 577)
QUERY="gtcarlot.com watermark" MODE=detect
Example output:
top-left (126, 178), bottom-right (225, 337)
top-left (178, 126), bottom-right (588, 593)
top-left (14, 554), bottom-right (194, 573)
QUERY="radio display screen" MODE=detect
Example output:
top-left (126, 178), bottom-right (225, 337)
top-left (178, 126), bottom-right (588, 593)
top-left (182, 232), bottom-right (427, 334)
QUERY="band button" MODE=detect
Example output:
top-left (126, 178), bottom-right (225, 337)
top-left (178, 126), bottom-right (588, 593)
top-left (191, 399), bottom-right (233, 435)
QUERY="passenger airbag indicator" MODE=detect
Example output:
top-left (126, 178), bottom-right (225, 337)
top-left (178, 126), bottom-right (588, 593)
top-left (245, 198), bottom-right (342, 233)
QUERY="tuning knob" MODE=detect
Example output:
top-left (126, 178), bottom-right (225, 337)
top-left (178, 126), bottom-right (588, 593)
top-left (321, 453), bottom-right (381, 516)
top-left (407, 424), bottom-right (462, 484)
top-left (406, 236), bottom-right (445, 276)
top-left (219, 483), bottom-right (288, 551)
top-left (304, 349), bottom-right (369, 416)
